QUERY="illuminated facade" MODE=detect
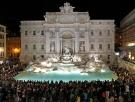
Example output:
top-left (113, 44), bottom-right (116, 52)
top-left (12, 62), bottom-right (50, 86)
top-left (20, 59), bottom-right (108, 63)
top-left (120, 9), bottom-right (135, 60)
top-left (6, 37), bottom-right (21, 57)
top-left (20, 2), bottom-right (115, 63)
top-left (0, 24), bottom-right (6, 60)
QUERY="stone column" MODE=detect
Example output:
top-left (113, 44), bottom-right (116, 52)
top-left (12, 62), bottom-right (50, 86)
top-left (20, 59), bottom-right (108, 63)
top-left (46, 32), bottom-right (50, 54)
top-left (73, 38), bottom-right (75, 54)
top-left (60, 38), bottom-right (63, 54)
top-left (85, 31), bottom-right (89, 52)
top-left (75, 32), bottom-right (78, 53)
top-left (56, 32), bottom-right (60, 54)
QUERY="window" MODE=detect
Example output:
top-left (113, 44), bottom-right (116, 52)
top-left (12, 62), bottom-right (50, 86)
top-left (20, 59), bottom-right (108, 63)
top-left (41, 30), bottom-right (44, 35)
top-left (25, 31), bottom-right (28, 35)
top-left (91, 30), bottom-right (94, 36)
top-left (0, 52), bottom-right (4, 57)
top-left (25, 45), bottom-right (28, 50)
top-left (99, 31), bottom-right (102, 36)
top-left (0, 27), bottom-right (4, 32)
top-left (41, 55), bottom-right (44, 58)
top-left (0, 35), bottom-right (4, 39)
top-left (108, 44), bottom-right (110, 50)
top-left (33, 44), bottom-right (36, 50)
top-left (41, 44), bottom-right (44, 49)
top-left (0, 43), bottom-right (2, 47)
top-left (99, 44), bottom-right (102, 50)
top-left (80, 41), bottom-right (85, 45)
top-left (0, 52), bottom-right (2, 57)
top-left (91, 44), bottom-right (94, 50)
top-left (107, 30), bottom-right (110, 36)
top-left (2, 52), bottom-right (4, 57)
top-left (108, 55), bottom-right (110, 59)
top-left (120, 35), bottom-right (122, 39)
top-left (33, 31), bottom-right (36, 35)
top-left (0, 35), bottom-right (2, 39)
top-left (79, 33), bottom-right (85, 38)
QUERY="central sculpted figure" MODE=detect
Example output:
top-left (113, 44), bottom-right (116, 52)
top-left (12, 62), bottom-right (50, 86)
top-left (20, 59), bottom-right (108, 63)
top-left (61, 46), bottom-right (73, 63)
top-left (63, 46), bottom-right (70, 55)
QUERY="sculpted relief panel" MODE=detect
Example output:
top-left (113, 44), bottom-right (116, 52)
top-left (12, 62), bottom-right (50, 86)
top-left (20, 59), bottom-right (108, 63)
top-left (78, 15), bottom-right (88, 24)
top-left (59, 15), bottom-right (76, 24)
top-left (45, 15), bottom-right (56, 24)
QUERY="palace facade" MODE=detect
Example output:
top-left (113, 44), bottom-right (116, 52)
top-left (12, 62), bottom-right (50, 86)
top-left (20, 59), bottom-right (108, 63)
top-left (20, 2), bottom-right (115, 63)
top-left (0, 24), bottom-right (6, 60)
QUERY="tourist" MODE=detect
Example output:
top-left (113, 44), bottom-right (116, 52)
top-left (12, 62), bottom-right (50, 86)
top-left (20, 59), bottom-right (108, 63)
top-left (106, 95), bottom-right (114, 102)
top-left (118, 95), bottom-right (124, 102)
top-left (76, 94), bottom-right (81, 102)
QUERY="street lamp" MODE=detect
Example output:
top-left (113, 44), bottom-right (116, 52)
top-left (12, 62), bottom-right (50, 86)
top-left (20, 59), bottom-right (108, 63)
top-left (13, 48), bottom-right (20, 57)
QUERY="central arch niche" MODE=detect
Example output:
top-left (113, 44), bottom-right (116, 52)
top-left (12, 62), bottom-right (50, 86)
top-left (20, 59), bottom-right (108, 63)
top-left (60, 31), bottom-right (75, 54)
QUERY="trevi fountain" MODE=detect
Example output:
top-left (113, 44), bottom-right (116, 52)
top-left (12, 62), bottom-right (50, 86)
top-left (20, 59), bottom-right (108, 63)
top-left (14, 47), bottom-right (117, 82)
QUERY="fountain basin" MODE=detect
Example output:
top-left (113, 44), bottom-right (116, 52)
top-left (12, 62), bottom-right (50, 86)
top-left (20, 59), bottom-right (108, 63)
top-left (14, 66), bottom-right (117, 82)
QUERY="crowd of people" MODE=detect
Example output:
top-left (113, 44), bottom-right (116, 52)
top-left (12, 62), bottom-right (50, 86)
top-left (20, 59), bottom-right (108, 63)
top-left (0, 57), bottom-right (135, 102)
top-left (0, 57), bottom-right (26, 80)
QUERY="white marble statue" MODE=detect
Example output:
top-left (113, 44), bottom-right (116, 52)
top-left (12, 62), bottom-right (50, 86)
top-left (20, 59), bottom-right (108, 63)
top-left (64, 47), bottom-right (70, 54)
top-left (60, 2), bottom-right (74, 13)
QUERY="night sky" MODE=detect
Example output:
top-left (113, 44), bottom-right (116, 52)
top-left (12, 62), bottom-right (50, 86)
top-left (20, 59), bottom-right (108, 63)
top-left (0, 0), bottom-right (134, 35)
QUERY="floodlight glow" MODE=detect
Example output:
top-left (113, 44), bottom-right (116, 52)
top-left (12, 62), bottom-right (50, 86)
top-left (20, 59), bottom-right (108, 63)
top-left (13, 48), bottom-right (20, 53)
top-left (101, 69), bottom-right (106, 73)
top-left (131, 56), bottom-right (134, 60)
top-left (0, 47), bottom-right (4, 52)
top-left (127, 43), bottom-right (135, 47)
top-left (115, 52), bottom-right (119, 56)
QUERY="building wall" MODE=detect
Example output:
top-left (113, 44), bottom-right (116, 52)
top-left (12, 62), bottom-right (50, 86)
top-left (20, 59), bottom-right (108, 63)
top-left (115, 27), bottom-right (122, 51)
top-left (6, 37), bottom-right (21, 57)
top-left (20, 3), bottom-right (115, 63)
top-left (120, 9), bottom-right (135, 59)
top-left (0, 24), bottom-right (6, 60)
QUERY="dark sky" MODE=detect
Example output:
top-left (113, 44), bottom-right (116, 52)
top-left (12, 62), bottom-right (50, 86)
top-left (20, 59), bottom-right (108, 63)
top-left (0, 0), bottom-right (134, 35)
